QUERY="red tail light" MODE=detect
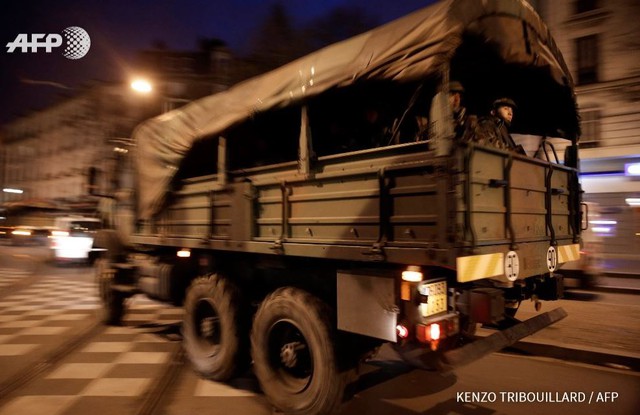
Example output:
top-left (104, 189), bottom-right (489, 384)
top-left (430, 323), bottom-right (441, 341)
top-left (396, 324), bottom-right (409, 339)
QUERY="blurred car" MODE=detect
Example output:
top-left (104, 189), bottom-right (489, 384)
top-left (0, 226), bottom-right (13, 242)
top-left (6, 225), bottom-right (52, 246)
top-left (49, 216), bottom-right (102, 263)
top-left (560, 202), bottom-right (604, 289)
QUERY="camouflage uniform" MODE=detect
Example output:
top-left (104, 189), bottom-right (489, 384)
top-left (449, 82), bottom-right (477, 140)
top-left (467, 97), bottom-right (518, 151)
top-left (472, 115), bottom-right (517, 150)
top-left (454, 106), bottom-right (477, 140)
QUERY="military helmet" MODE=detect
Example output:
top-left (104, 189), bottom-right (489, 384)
top-left (449, 81), bottom-right (465, 94)
top-left (492, 97), bottom-right (517, 109)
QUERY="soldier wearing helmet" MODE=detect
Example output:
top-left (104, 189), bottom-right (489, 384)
top-left (449, 81), bottom-right (472, 138)
top-left (412, 80), bottom-right (471, 142)
top-left (471, 97), bottom-right (523, 152)
top-left (409, 80), bottom-right (476, 144)
top-left (492, 97), bottom-right (516, 127)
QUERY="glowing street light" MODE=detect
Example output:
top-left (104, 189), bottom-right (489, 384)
top-left (3, 188), bottom-right (23, 194)
top-left (626, 198), bottom-right (640, 206)
top-left (131, 79), bottom-right (153, 94)
top-left (625, 163), bottom-right (640, 177)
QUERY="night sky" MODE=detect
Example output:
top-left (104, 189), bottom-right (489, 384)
top-left (0, 0), bottom-right (436, 124)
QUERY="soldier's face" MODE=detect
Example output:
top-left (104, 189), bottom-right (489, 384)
top-left (496, 105), bottom-right (513, 124)
top-left (449, 92), bottom-right (461, 111)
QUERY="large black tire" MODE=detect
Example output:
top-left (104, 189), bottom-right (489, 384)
top-left (251, 287), bottom-right (345, 415)
top-left (95, 257), bottom-right (125, 325)
top-left (182, 274), bottom-right (245, 381)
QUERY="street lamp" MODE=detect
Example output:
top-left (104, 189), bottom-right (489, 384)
top-left (3, 188), bottom-right (23, 194)
top-left (130, 79), bottom-right (153, 94)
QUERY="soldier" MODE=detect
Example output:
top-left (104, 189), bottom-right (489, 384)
top-left (414, 81), bottom-right (473, 142)
top-left (449, 81), bottom-right (470, 138)
top-left (472, 97), bottom-right (525, 154)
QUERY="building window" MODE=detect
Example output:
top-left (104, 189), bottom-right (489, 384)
top-left (576, 35), bottom-right (599, 85)
top-left (575, 0), bottom-right (598, 14)
top-left (580, 108), bottom-right (601, 148)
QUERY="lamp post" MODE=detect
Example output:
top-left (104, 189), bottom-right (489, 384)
top-left (2, 188), bottom-right (24, 205)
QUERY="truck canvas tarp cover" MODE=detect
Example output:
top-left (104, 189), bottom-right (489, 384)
top-left (134, 0), bottom-right (576, 220)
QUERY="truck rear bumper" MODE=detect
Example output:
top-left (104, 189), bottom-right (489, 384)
top-left (397, 307), bottom-right (568, 372)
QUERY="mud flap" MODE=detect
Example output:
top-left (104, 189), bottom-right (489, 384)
top-left (398, 308), bottom-right (567, 373)
top-left (440, 307), bottom-right (568, 372)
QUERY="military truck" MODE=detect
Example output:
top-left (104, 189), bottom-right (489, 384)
top-left (91, 1), bottom-right (583, 414)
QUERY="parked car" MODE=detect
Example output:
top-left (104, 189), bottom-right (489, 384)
top-left (0, 226), bottom-right (13, 242)
top-left (6, 226), bottom-right (52, 246)
top-left (49, 217), bottom-right (102, 263)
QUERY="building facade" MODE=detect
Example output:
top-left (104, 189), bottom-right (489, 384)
top-left (1, 84), bottom-right (146, 222)
top-left (539, 0), bottom-right (640, 272)
top-left (0, 41), bottom-right (233, 226)
top-left (136, 39), bottom-right (233, 112)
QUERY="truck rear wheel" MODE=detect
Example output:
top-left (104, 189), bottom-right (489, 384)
top-left (251, 287), bottom-right (345, 415)
top-left (183, 274), bottom-right (245, 381)
top-left (95, 257), bottom-right (125, 325)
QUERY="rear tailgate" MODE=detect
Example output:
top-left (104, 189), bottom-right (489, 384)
top-left (456, 145), bottom-right (580, 282)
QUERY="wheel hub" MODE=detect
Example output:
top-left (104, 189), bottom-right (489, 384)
top-left (201, 316), bottom-right (217, 339)
top-left (280, 341), bottom-right (305, 368)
